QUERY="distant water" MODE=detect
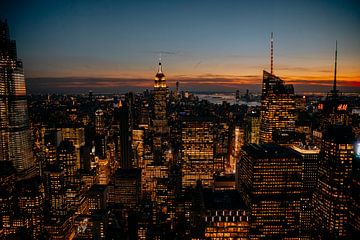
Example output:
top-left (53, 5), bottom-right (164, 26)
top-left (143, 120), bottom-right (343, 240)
top-left (195, 93), bottom-right (260, 106)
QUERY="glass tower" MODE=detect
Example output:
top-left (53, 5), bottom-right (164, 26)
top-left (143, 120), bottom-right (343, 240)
top-left (0, 20), bottom-right (35, 178)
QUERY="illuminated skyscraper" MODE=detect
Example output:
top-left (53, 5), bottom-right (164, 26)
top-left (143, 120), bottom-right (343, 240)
top-left (237, 144), bottom-right (302, 238)
top-left (152, 60), bottom-right (169, 136)
top-left (316, 42), bottom-right (351, 128)
top-left (259, 34), bottom-right (296, 143)
top-left (113, 168), bottom-right (141, 209)
top-left (181, 120), bottom-right (214, 188)
top-left (291, 144), bottom-right (320, 238)
top-left (95, 109), bottom-right (105, 135)
top-left (259, 70), bottom-right (296, 143)
top-left (58, 139), bottom-right (85, 215)
top-left (228, 125), bottom-right (243, 174)
top-left (312, 125), bottom-right (355, 238)
top-left (0, 20), bottom-right (35, 178)
top-left (349, 148), bottom-right (360, 235)
top-left (244, 109), bottom-right (260, 145)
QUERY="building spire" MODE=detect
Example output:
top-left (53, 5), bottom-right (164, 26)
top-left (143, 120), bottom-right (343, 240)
top-left (332, 41), bottom-right (338, 96)
top-left (158, 53), bottom-right (163, 74)
top-left (270, 32), bottom-right (274, 75)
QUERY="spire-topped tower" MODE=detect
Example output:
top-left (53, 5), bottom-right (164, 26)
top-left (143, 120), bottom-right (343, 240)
top-left (0, 19), bottom-right (35, 179)
top-left (154, 58), bottom-right (166, 88)
top-left (270, 32), bottom-right (274, 75)
top-left (332, 41), bottom-right (338, 96)
top-left (152, 58), bottom-right (169, 136)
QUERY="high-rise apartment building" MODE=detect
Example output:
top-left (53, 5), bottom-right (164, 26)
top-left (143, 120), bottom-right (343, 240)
top-left (312, 125), bottom-right (355, 238)
top-left (237, 143), bottom-right (302, 238)
top-left (0, 20), bottom-right (35, 178)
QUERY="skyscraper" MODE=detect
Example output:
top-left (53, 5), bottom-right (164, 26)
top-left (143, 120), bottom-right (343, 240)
top-left (244, 109), bottom-right (260, 145)
top-left (95, 109), bottom-right (105, 135)
top-left (312, 125), bottom-right (355, 238)
top-left (181, 120), bottom-right (214, 188)
top-left (237, 144), bottom-right (302, 238)
top-left (113, 101), bottom-right (131, 168)
top-left (291, 144), bottom-right (320, 238)
top-left (259, 34), bottom-right (296, 143)
top-left (152, 60), bottom-right (169, 136)
top-left (0, 20), bottom-right (35, 178)
top-left (317, 42), bottom-right (351, 128)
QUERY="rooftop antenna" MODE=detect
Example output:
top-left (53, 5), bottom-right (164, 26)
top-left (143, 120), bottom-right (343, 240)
top-left (332, 41), bottom-right (338, 96)
top-left (158, 52), bottom-right (163, 73)
top-left (271, 32), bottom-right (274, 74)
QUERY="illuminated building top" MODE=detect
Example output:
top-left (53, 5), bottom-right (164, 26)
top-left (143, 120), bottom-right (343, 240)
top-left (154, 60), bottom-right (166, 88)
top-left (317, 42), bottom-right (351, 126)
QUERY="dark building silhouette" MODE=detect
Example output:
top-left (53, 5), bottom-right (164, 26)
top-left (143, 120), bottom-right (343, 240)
top-left (113, 101), bottom-right (131, 168)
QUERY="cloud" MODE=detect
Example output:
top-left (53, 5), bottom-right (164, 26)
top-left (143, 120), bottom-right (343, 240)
top-left (26, 74), bottom-right (360, 94)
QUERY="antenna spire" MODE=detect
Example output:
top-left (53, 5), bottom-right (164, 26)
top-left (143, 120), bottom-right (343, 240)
top-left (270, 32), bottom-right (274, 74)
top-left (332, 41), bottom-right (338, 96)
top-left (158, 53), bottom-right (163, 74)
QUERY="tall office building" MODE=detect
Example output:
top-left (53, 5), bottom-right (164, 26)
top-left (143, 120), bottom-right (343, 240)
top-left (312, 125), bottom-right (355, 238)
top-left (152, 60), bottom-right (169, 135)
top-left (113, 168), bottom-right (141, 209)
top-left (0, 20), bottom-right (35, 178)
top-left (349, 148), bottom-right (360, 235)
top-left (317, 42), bottom-right (351, 128)
top-left (259, 34), bottom-right (296, 143)
top-left (291, 144), bottom-right (320, 238)
top-left (95, 109), bottom-right (105, 135)
top-left (181, 120), bottom-right (214, 188)
top-left (237, 144), bottom-right (303, 238)
top-left (113, 101), bottom-right (131, 168)
top-left (244, 109), bottom-right (260, 144)
top-left (228, 125), bottom-right (244, 174)
top-left (58, 139), bottom-right (85, 215)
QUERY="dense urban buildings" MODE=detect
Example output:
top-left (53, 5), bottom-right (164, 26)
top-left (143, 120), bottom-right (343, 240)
top-left (0, 19), bottom-right (359, 239)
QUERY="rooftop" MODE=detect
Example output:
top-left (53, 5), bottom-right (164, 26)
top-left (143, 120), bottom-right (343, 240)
top-left (242, 143), bottom-right (300, 159)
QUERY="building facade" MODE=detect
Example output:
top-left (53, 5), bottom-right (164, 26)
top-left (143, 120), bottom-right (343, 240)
top-left (237, 144), bottom-right (302, 238)
top-left (0, 20), bottom-right (35, 178)
top-left (312, 125), bottom-right (355, 238)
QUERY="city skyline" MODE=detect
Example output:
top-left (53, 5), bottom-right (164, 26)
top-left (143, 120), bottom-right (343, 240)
top-left (1, 0), bottom-right (360, 93)
top-left (0, 13), bottom-right (359, 238)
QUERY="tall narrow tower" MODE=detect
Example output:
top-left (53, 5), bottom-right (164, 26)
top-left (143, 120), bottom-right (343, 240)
top-left (0, 20), bottom-right (35, 178)
top-left (332, 41), bottom-right (338, 96)
top-left (259, 33), bottom-right (296, 143)
top-left (316, 42), bottom-right (351, 127)
top-left (152, 59), bottom-right (169, 136)
top-left (270, 32), bottom-right (274, 75)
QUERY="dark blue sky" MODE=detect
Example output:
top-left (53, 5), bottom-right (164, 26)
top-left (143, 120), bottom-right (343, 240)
top-left (1, 0), bottom-right (359, 93)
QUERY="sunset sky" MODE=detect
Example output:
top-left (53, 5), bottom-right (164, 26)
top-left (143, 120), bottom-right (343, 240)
top-left (1, 0), bottom-right (360, 93)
